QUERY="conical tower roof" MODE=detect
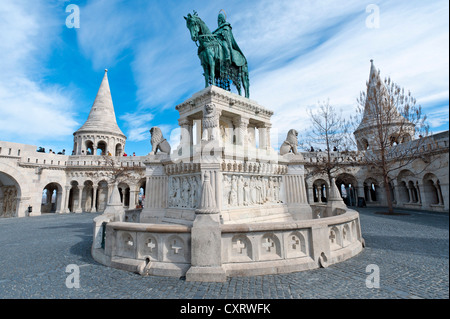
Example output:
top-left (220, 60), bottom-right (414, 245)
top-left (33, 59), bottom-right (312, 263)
top-left (356, 60), bottom-right (405, 132)
top-left (75, 69), bottom-right (125, 137)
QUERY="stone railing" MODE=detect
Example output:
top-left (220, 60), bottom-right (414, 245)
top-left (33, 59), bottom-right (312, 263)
top-left (65, 155), bottom-right (145, 168)
top-left (92, 219), bottom-right (192, 277)
top-left (220, 209), bottom-right (362, 276)
top-left (92, 208), bottom-right (363, 280)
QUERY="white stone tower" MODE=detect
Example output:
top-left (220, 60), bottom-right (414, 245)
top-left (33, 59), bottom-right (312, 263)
top-left (354, 60), bottom-right (415, 151)
top-left (73, 69), bottom-right (126, 156)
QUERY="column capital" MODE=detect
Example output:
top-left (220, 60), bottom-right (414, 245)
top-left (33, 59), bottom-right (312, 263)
top-left (257, 122), bottom-right (271, 129)
top-left (233, 116), bottom-right (250, 126)
top-left (178, 117), bottom-right (192, 126)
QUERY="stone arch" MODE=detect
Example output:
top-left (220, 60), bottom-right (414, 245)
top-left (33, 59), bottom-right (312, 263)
top-left (260, 233), bottom-right (282, 260)
top-left (68, 181), bottom-right (80, 213)
top-left (423, 173), bottom-right (442, 205)
top-left (360, 138), bottom-right (369, 150)
top-left (0, 171), bottom-right (22, 218)
top-left (115, 143), bottom-right (123, 156)
top-left (389, 134), bottom-right (399, 146)
top-left (287, 231), bottom-right (307, 257)
top-left (118, 182), bottom-right (130, 207)
top-left (137, 178), bottom-right (146, 208)
top-left (165, 235), bottom-right (188, 263)
top-left (400, 133), bottom-right (412, 143)
top-left (329, 226), bottom-right (342, 250)
top-left (41, 182), bottom-right (63, 214)
top-left (82, 180), bottom-right (95, 212)
top-left (85, 140), bottom-right (94, 155)
top-left (342, 223), bottom-right (352, 246)
top-left (96, 180), bottom-right (109, 213)
top-left (336, 173), bottom-right (358, 206)
top-left (138, 234), bottom-right (158, 260)
top-left (97, 141), bottom-right (107, 155)
top-left (312, 178), bottom-right (329, 203)
top-left (117, 232), bottom-right (136, 259)
top-left (397, 170), bottom-right (416, 205)
top-left (231, 234), bottom-right (252, 261)
top-left (364, 177), bottom-right (380, 202)
top-left (0, 162), bottom-right (32, 217)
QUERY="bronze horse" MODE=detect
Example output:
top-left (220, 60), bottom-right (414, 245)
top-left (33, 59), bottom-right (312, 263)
top-left (185, 12), bottom-right (250, 98)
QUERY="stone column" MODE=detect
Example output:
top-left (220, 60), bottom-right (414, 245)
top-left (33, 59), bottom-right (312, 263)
top-left (74, 186), bottom-right (83, 213)
top-left (91, 185), bottom-right (98, 213)
top-left (307, 184), bottom-right (314, 204)
top-left (178, 118), bottom-right (192, 147)
top-left (186, 172), bottom-right (226, 282)
top-left (436, 182), bottom-right (444, 205)
top-left (317, 185), bottom-right (322, 203)
top-left (407, 186), bottom-right (413, 203)
top-left (440, 182), bottom-right (449, 210)
top-left (55, 190), bottom-right (63, 214)
top-left (129, 189), bottom-right (137, 209)
top-left (143, 177), bottom-right (150, 209)
top-left (392, 180), bottom-right (400, 207)
top-left (63, 186), bottom-right (70, 213)
top-left (194, 119), bottom-right (202, 145)
top-left (258, 125), bottom-right (267, 150)
top-left (233, 116), bottom-right (249, 146)
top-left (80, 136), bottom-right (86, 155)
top-left (265, 123), bottom-right (272, 150)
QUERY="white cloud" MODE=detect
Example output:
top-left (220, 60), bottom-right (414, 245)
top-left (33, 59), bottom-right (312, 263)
top-left (244, 0), bottom-right (449, 143)
top-left (120, 112), bottom-right (154, 142)
top-left (0, 1), bottom-right (78, 145)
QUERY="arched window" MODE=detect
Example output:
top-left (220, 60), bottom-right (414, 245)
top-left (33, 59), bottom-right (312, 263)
top-left (97, 141), bottom-right (107, 156)
top-left (85, 140), bottom-right (94, 155)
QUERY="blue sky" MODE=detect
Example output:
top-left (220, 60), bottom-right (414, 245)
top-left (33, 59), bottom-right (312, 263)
top-left (0, 0), bottom-right (448, 155)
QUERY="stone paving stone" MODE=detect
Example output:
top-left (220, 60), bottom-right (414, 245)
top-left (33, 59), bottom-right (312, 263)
top-left (0, 208), bottom-right (448, 299)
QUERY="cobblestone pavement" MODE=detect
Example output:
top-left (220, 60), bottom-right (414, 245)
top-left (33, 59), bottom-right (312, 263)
top-left (0, 207), bottom-right (448, 299)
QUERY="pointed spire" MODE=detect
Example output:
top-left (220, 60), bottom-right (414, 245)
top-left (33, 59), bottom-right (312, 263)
top-left (358, 59), bottom-right (388, 129)
top-left (368, 59), bottom-right (383, 88)
top-left (355, 60), bottom-right (412, 137)
top-left (75, 69), bottom-right (125, 137)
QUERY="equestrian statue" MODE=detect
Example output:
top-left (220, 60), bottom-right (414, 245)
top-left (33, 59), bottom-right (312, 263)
top-left (184, 10), bottom-right (250, 98)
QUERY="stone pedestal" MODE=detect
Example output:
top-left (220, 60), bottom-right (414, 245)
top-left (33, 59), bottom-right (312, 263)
top-left (186, 171), bottom-right (226, 282)
top-left (103, 182), bottom-right (125, 221)
top-left (326, 178), bottom-right (347, 216)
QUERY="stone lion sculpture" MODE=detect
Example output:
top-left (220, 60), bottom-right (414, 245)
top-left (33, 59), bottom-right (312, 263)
top-left (279, 129), bottom-right (299, 155)
top-left (202, 103), bottom-right (220, 141)
top-left (149, 127), bottom-right (171, 155)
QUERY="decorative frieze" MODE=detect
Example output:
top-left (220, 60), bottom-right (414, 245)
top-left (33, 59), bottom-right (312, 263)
top-left (222, 174), bottom-right (283, 208)
top-left (168, 175), bottom-right (201, 209)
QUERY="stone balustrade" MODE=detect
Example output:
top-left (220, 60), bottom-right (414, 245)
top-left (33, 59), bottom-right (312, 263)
top-left (92, 208), bottom-right (363, 279)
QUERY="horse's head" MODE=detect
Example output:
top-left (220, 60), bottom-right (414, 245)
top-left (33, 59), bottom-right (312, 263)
top-left (184, 12), bottom-right (201, 42)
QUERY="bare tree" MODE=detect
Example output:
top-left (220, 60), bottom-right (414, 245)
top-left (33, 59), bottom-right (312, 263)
top-left (304, 99), bottom-right (352, 185)
top-left (351, 63), bottom-right (430, 214)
